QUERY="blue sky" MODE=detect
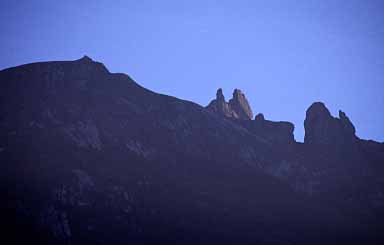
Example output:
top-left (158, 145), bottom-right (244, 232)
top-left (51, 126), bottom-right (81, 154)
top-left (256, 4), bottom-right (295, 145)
top-left (1, 0), bottom-right (383, 142)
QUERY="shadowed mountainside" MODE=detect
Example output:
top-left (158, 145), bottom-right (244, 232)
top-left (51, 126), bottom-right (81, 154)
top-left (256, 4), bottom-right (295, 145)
top-left (1, 56), bottom-right (383, 244)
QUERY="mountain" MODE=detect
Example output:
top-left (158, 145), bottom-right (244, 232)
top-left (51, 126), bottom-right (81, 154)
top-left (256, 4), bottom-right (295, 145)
top-left (1, 56), bottom-right (383, 245)
top-left (206, 88), bottom-right (253, 120)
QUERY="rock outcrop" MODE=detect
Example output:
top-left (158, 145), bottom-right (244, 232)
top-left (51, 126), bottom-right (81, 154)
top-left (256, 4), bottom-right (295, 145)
top-left (304, 102), bottom-right (357, 145)
top-left (244, 113), bottom-right (295, 144)
top-left (205, 88), bottom-right (233, 118)
top-left (228, 89), bottom-right (253, 120)
top-left (206, 88), bottom-right (253, 120)
top-left (207, 89), bottom-right (293, 144)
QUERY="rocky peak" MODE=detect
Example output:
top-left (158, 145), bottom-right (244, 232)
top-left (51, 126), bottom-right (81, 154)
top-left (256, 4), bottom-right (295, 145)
top-left (305, 102), bottom-right (332, 120)
top-left (73, 55), bottom-right (109, 74)
top-left (229, 89), bottom-right (253, 120)
top-left (78, 55), bottom-right (94, 63)
top-left (255, 113), bottom-right (265, 122)
top-left (216, 88), bottom-right (225, 101)
top-left (304, 102), bottom-right (357, 145)
top-left (245, 113), bottom-right (295, 144)
top-left (206, 88), bottom-right (232, 118)
top-left (206, 88), bottom-right (253, 120)
top-left (339, 110), bottom-right (356, 135)
top-left (74, 55), bottom-right (108, 70)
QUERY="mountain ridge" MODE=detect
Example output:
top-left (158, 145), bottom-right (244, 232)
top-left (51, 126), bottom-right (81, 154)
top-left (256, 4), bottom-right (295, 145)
top-left (1, 56), bottom-right (383, 245)
top-left (2, 56), bottom-right (381, 144)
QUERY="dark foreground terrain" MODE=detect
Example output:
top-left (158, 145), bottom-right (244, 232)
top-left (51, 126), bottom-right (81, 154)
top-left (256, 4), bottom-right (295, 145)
top-left (1, 56), bottom-right (383, 244)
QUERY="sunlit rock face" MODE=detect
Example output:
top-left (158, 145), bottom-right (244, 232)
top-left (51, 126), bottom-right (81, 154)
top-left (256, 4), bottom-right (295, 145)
top-left (228, 89), bottom-right (253, 120)
top-left (205, 88), bottom-right (233, 118)
top-left (206, 88), bottom-right (253, 120)
top-left (304, 102), bottom-right (357, 145)
top-left (206, 90), bottom-right (293, 144)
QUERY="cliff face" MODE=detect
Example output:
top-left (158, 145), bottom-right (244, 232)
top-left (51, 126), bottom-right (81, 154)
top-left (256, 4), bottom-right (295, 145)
top-left (206, 88), bottom-right (253, 120)
top-left (252, 113), bottom-right (294, 144)
top-left (304, 102), bottom-right (357, 145)
top-left (228, 89), bottom-right (254, 120)
top-left (205, 88), bottom-right (234, 118)
top-left (206, 90), bottom-right (295, 144)
top-left (1, 57), bottom-right (384, 245)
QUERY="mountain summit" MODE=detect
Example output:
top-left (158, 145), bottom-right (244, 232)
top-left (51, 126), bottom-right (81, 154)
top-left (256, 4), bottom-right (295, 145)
top-left (206, 88), bottom-right (253, 120)
top-left (304, 102), bottom-right (357, 145)
top-left (1, 57), bottom-right (383, 245)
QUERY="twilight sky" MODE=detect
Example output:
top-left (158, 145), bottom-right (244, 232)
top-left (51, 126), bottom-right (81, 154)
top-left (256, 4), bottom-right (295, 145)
top-left (1, 0), bottom-right (383, 142)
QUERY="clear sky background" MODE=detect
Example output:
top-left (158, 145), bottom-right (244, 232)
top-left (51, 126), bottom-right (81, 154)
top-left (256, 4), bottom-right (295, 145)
top-left (1, 0), bottom-right (383, 142)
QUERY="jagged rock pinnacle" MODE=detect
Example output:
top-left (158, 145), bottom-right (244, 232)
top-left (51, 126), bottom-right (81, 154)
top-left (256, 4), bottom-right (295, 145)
top-left (304, 102), bottom-right (357, 145)
top-left (229, 89), bottom-right (253, 120)
top-left (206, 88), bottom-right (253, 120)
top-left (306, 102), bottom-right (332, 120)
top-left (206, 88), bottom-right (232, 117)
top-left (216, 88), bottom-right (225, 101)
top-left (339, 110), bottom-right (356, 135)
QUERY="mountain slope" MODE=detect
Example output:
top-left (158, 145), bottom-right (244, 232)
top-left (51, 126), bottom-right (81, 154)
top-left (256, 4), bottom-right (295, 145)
top-left (1, 56), bottom-right (383, 244)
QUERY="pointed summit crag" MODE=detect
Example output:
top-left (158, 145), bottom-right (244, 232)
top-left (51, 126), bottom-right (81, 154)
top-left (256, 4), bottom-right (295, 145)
top-left (206, 88), bottom-right (253, 120)
top-left (229, 89), bottom-right (253, 120)
top-left (206, 88), bottom-right (233, 118)
top-left (304, 102), bottom-right (357, 145)
top-left (77, 55), bottom-right (94, 62)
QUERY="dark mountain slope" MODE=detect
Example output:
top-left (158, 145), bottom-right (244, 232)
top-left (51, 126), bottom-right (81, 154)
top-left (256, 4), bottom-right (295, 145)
top-left (207, 88), bottom-right (384, 230)
top-left (1, 56), bottom-right (383, 244)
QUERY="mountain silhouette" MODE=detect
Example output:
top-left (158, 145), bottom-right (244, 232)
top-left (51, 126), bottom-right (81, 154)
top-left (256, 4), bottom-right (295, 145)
top-left (1, 56), bottom-right (383, 244)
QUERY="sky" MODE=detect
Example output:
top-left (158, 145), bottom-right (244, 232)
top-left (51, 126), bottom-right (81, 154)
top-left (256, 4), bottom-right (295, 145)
top-left (1, 0), bottom-right (383, 142)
